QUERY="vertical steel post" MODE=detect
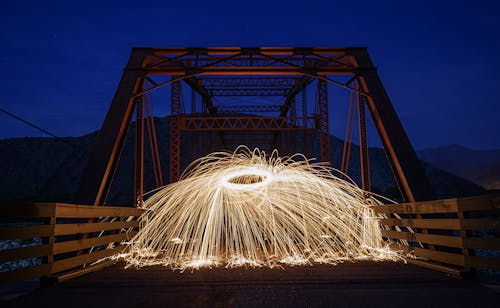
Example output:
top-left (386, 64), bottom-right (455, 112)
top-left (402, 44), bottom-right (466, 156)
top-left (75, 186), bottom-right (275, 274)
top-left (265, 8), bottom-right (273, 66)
top-left (318, 79), bottom-right (330, 164)
top-left (302, 87), bottom-right (309, 156)
top-left (170, 77), bottom-right (182, 183)
top-left (134, 95), bottom-right (144, 208)
top-left (144, 92), bottom-right (163, 188)
top-left (191, 88), bottom-right (196, 114)
top-left (290, 96), bottom-right (296, 154)
top-left (357, 95), bottom-right (371, 192)
top-left (202, 96), bottom-right (208, 113)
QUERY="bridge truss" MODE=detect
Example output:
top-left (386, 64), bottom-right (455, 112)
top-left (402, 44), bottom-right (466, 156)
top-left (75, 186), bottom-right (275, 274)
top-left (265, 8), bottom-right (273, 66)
top-left (75, 47), bottom-right (433, 206)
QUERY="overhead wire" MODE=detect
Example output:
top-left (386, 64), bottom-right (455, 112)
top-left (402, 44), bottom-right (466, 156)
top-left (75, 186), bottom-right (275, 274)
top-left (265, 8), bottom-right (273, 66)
top-left (0, 107), bottom-right (82, 150)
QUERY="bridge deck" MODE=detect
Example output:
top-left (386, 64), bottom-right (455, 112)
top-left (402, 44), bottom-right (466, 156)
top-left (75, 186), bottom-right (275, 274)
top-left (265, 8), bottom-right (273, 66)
top-left (4, 261), bottom-right (499, 307)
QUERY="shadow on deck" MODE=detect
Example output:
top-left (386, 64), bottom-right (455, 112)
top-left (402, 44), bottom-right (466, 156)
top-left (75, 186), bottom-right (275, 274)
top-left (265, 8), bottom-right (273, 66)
top-left (3, 261), bottom-right (499, 307)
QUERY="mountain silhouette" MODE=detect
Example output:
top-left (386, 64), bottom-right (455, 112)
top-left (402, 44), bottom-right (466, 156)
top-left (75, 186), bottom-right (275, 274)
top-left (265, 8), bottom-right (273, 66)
top-left (0, 116), bottom-right (485, 205)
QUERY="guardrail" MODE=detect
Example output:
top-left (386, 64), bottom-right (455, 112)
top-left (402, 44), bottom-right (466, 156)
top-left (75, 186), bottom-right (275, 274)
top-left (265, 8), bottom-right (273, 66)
top-left (1, 195), bottom-right (498, 285)
top-left (0, 203), bottom-right (143, 285)
top-left (372, 194), bottom-right (500, 277)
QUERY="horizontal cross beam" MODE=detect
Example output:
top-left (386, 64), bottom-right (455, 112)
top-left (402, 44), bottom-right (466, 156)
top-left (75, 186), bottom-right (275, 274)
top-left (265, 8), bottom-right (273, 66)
top-left (200, 77), bottom-right (298, 88)
top-left (179, 116), bottom-right (317, 131)
top-left (209, 88), bottom-right (287, 96)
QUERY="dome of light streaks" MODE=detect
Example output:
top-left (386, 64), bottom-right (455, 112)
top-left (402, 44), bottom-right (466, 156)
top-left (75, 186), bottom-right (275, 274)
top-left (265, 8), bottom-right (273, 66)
top-left (120, 146), bottom-right (397, 270)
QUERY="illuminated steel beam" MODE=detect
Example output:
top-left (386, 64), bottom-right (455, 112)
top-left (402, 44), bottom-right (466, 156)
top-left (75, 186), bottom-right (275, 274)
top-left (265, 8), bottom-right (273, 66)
top-left (77, 46), bottom-right (432, 207)
top-left (200, 77), bottom-right (298, 88)
top-left (141, 47), bottom-right (361, 76)
top-left (179, 116), bottom-right (316, 131)
top-left (144, 67), bottom-right (368, 76)
top-left (209, 88), bottom-right (287, 96)
top-left (150, 47), bottom-right (353, 55)
top-left (145, 47), bottom-right (355, 68)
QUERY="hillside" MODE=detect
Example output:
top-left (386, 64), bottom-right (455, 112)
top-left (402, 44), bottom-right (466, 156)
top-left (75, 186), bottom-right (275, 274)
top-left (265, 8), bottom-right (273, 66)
top-left (418, 145), bottom-right (500, 190)
top-left (0, 116), bottom-right (485, 205)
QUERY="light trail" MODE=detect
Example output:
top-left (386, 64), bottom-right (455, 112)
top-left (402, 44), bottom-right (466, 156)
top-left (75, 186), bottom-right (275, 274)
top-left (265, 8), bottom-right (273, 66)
top-left (117, 146), bottom-right (400, 270)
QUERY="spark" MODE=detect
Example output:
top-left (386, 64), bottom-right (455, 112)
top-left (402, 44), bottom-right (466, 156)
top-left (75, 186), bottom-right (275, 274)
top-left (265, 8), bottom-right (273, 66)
top-left (119, 146), bottom-right (399, 270)
top-left (171, 237), bottom-right (183, 244)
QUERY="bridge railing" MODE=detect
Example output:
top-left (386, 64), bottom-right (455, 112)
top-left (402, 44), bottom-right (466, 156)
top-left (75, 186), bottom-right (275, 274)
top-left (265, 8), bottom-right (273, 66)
top-left (1, 196), bottom-right (498, 285)
top-left (0, 203), bottom-right (143, 285)
top-left (371, 194), bottom-right (500, 277)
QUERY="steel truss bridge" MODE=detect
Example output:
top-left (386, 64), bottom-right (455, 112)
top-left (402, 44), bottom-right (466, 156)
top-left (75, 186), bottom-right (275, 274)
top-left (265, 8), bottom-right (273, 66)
top-left (1, 47), bottom-right (498, 306)
top-left (74, 47), bottom-right (433, 207)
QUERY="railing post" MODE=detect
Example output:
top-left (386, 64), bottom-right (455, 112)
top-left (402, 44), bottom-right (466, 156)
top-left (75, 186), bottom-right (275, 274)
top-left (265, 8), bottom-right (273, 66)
top-left (457, 203), bottom-right (476, 279)
top-left (40, 204), bottom-right (57, 287)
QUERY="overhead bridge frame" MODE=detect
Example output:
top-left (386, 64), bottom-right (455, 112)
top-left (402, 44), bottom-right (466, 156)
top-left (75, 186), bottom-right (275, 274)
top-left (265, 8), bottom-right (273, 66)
top-left (75, 47), bottom-right (434, 206)
top-left (180, 116), bottom-right (317, 131)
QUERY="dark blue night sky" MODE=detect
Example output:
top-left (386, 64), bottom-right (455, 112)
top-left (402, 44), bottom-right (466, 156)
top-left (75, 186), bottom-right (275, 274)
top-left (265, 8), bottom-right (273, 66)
top-left (1, 0), bottom-right (499, 150)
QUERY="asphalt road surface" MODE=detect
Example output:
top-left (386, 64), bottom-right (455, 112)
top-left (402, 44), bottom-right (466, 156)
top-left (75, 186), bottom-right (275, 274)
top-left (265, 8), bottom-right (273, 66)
top-left (3, 261), bottom-right (499, 307)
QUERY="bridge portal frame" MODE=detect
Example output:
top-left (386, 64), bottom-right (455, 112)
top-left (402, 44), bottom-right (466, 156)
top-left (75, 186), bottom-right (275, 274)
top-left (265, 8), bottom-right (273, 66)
top-left (74, 47), bottom-right (433, 206)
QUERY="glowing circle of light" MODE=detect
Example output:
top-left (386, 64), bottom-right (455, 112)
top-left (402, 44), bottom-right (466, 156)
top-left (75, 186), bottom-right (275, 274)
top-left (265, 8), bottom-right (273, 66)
top-left (220, 167), bottom-right (273, 190)
top-left (117, 146), bottom-right (399, 270)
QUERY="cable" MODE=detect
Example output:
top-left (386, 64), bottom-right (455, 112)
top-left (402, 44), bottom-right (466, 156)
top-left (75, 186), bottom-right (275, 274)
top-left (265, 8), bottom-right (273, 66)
top-left (1, 107), bottom-right (87, 200)
top-left (0, 107), bottom-right (81, 150)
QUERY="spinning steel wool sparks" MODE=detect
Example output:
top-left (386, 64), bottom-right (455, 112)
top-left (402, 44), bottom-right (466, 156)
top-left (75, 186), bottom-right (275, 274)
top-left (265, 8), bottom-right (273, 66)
top-left (118, 147), bottom-right (398, 270)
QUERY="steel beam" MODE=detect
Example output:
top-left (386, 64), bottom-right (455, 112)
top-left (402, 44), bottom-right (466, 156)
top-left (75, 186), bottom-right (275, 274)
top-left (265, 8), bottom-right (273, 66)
top-left (140, 48), bottom-right (361, 76)
top-left (77, 46), bottom-right (431, 206)
top-left (317, 79), bottom-right (330, 164)
top-left (302, 88), bottom-right (310, 157)
top-left (150, 47), bottom-right (354, 55)
top-left (209, 88), bottom-right (287, 96)
top-left (270, 76), bottom-right (314, 150)
top-left (179, 116), bottom-right (315, 131)
top-left (182, 77), bottom-right (216, 114)
top-left (200, 77), bottom-right (297, 88)
top-left (170, 78), bottom-right (182, 183)
top-left (134, 96), bottom-right (144, 208)
top-left (357, 96), bottom-right (371, 192)
top-left (144, 94), bottom-right (163, 187)
top-left (281, 76), bottom-right (314, 116)
top-left (146, 47), bottom-right (355, 66)
top-left (144, 67), bottom-right (369, 75)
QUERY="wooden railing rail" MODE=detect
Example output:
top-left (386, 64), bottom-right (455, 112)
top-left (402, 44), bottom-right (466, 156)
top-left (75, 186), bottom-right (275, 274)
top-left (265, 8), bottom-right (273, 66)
top-left (0, 203), bottom-right (144, 285)
top-left (372, 194), bottom-right (500, 277)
